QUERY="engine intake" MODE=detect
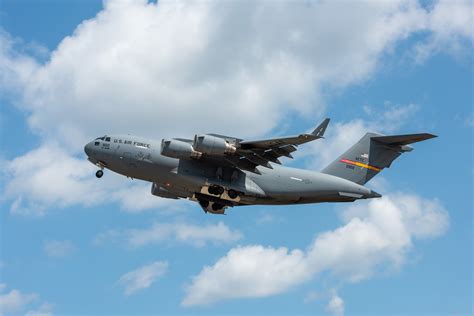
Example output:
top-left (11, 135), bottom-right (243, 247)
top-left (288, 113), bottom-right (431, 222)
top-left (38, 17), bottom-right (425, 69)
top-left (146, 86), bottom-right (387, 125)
top-left (193, 134), bottom-right (236, 156)
top-left (161, 139), bottom-right (202, 159)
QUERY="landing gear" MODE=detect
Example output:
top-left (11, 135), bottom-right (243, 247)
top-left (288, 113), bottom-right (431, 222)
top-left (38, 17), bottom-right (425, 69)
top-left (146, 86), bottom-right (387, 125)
top-left (227, 189), bottom-right (239, 199)
top-left (96, 170), bottom-right (104, 178)
top-left (208, 185), bottom-right (224, 195)
top-left (198, 199), bottom-right (226, 214)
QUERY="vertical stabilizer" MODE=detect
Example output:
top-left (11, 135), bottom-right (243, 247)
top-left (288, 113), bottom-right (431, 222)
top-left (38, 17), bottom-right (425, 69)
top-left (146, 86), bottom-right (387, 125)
top-left (321, 133), bottom-right (436, 185)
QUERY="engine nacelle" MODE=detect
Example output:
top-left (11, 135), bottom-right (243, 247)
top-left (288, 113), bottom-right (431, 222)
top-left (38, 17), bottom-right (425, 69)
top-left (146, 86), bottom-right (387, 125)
top-left (151, 183), bottom-right (180, 199)
top-left (193, 134), bottom-right (236, 156)
top-left (161, 138), bottom-right (202, 159)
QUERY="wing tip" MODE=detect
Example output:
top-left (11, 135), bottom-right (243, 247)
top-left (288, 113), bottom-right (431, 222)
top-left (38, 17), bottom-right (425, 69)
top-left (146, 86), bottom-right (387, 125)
top-left (312, 117), bottom-right (330, 137)
top-left (425, 133), bottom-right (438, 139)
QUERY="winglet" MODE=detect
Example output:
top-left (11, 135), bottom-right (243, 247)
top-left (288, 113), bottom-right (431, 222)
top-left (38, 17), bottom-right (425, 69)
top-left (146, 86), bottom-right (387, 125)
top-left (312, 118), bottom-right (330, 138)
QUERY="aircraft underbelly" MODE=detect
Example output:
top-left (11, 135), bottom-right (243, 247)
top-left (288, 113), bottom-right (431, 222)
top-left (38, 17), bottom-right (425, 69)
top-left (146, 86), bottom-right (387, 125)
top-left (250, 165), bottom-right (371, 203)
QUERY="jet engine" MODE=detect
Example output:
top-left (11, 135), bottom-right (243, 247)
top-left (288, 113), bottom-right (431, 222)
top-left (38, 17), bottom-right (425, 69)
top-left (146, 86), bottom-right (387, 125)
top-left (193, 134), bottom-right (237, 156)
top-left (161, 139), bottom-right (202, 159)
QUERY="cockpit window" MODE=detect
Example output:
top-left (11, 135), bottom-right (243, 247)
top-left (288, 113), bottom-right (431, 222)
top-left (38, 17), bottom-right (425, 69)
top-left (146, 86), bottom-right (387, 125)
top-left (105, 137), bottom-right (111, 142)
top-left (95, 135), bottom-right (107, 141)
top-left (94, 141), bottom-right (100, 146)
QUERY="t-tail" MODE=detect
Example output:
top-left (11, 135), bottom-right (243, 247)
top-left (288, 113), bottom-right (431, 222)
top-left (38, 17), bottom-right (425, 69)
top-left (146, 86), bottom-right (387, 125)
top-left (321, 132), bottom-right (437, 185)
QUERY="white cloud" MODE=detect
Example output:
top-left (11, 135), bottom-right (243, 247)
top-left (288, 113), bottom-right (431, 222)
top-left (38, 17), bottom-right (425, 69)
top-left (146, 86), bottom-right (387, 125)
top-left (182, 193), bottom-right (449, 306)
top-left (2, 1), bottom-right (469, 148)
top-left (413, 0), bottom-right (474, 63)
top-left (0, 288), bottom-right (38, 314)
top-left (128, 221), bottom-right (243, 247)
top-left (118, 261), bottom-right (168, 296)
top-left (0, 0), bottom-right (471, 214)
top-left (182, 245), bottom-right (308, 306)
top-left (325, 291), bottom-right (345, 316)
top-left (25, 302), bottom-right (54, 316)
top-left (43, 240), bottom-right (74, 257)
top-left (95, 221), bottom-right (243, 248)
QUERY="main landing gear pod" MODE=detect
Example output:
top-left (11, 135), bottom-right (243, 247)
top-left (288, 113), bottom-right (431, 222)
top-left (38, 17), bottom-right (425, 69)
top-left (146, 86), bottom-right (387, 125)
top-left (198, 199), bottom-right (226, 214)
top-left (204, 185), bottom-right (241, 202)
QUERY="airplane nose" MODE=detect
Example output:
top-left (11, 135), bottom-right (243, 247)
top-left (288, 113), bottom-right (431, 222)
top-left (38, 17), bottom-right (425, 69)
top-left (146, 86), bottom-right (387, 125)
top-left (84, 142), bottom-right (92, 156)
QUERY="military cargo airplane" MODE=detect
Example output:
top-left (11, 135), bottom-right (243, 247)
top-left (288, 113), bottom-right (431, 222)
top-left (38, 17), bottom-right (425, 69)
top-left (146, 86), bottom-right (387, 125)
top-left (84, 119), bottom-right (436, 214)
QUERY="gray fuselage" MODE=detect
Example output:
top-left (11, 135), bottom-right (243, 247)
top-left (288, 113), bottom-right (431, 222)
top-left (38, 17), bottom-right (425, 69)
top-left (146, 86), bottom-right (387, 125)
top-left (84, 135), bottom-right (378, 206)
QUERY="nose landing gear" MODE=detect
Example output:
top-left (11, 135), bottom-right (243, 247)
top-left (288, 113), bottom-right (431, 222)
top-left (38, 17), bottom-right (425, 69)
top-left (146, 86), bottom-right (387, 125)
top-left (96, 170), bottom-right (104, 178)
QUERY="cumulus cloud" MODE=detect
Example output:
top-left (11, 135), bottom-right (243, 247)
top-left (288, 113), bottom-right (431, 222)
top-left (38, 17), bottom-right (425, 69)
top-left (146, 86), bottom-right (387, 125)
top-left (0, 286), bottom-right (38, 314)
top-left (25, 302), bottom-right (54, 316)
top-left (95, 221), bottom-right (243, 248)
top-left (127, 221), bottom-right (243, 247)
top-left (43, 240), bottom-right (74, 257)
top-left (182, 193), bottom-right (449, 306)
top-left (118, 261), bottom-right (168, 295)
top-left (1, 0), bottom-right (471, 140)
top-left (325, 291), bottom-right (345, 316)
top-left (1, 0), bottom-right (471, 215)
top-left (413, 0), bottom-right (474, 63)
top-left (182, 245), bottom-right (308, 306)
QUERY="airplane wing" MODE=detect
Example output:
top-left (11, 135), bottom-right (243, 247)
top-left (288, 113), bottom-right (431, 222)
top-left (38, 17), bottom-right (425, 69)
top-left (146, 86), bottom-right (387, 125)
top-left (161, 118), bottom-right (330, 174)
top-left (220, 118), bottom-right (330, 173)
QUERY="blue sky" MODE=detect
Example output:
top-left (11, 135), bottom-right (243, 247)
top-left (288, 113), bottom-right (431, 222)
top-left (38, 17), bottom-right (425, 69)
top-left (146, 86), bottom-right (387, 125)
top-left (0, 1), bottom-right (472, 315)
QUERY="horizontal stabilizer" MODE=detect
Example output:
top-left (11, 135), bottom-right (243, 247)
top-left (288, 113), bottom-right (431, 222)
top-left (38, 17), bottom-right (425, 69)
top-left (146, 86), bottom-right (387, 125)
top-left (371, 133), bottom-right (437, 146)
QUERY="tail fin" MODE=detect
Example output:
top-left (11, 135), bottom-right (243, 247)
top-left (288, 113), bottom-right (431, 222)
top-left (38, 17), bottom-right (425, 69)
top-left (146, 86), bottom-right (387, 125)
top-left (321, 132), bottom-right (437, 185)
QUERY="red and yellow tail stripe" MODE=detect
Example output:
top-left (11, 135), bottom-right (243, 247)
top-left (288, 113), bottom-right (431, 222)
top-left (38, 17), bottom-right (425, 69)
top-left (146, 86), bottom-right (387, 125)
top-left (340, 159), bottom-right (382, 172)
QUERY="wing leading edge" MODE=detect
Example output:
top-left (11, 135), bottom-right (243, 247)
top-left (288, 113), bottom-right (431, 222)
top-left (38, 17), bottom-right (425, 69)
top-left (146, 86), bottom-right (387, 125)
top-left (165, 118), bottom-right (330, 174)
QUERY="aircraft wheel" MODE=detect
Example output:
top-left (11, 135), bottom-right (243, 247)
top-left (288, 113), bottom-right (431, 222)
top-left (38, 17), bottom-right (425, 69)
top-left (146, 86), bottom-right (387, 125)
top-left (96, 170), bottom-right (104, 178)
top-left (208, 185), bottom-right (224, 195)
top-left (207, 186), bottom-right (216, 195)
top-left (215, 186), bottom-right (225, 195)
top-left (227, 189), bottom-right (239, 199)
